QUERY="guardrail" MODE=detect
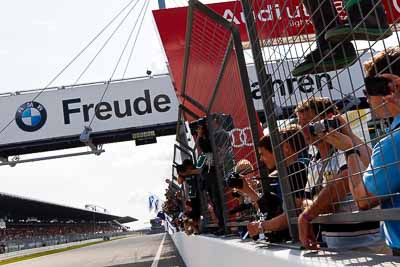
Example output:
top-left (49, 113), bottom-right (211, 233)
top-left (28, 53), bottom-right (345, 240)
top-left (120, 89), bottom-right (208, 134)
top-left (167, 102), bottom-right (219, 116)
top-left (0, 232), bottom-right (129, 255)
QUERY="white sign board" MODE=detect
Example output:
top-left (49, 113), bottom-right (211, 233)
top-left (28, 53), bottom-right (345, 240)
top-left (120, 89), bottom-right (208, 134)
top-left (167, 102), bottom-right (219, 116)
top-left (0, 75), bottom-right (179, 146)
top-left (247, 52), bottom-right (371, 111)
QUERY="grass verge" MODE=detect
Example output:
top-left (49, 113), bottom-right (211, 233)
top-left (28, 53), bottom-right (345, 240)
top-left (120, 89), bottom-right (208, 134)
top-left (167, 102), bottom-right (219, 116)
top-left (0, 236), bottom-right (130, 265)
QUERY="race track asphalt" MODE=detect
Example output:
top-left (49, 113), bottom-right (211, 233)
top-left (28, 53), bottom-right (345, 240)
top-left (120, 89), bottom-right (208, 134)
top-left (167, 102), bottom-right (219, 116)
top-left (5, 233), bottom-right (185, 267)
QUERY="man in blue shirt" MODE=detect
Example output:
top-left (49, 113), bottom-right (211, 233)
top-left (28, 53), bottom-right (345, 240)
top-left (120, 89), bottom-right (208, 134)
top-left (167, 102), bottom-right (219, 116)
top-left (363, 114), bottom-right (400, 250)
top-left (321, 46), bottom-right (400, 255)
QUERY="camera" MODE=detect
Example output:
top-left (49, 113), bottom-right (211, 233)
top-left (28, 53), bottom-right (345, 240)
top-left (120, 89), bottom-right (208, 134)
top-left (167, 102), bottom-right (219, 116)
top-left (210, 113), bottom-right (235, 131)
top-left (226, 172), bottom-right (244, 189)
top-left (188, 117), bottom-right (207, 136)
top-left (364, 76), bottom-right (391, 96)
top-left (185, 176), bottom-right (198, 199)
top-left (308, 117), bottom-right (340, 136)
top-left (188, 114), bottom-right (235, 136)
top-left (231, 190), bottom-right (241, 199)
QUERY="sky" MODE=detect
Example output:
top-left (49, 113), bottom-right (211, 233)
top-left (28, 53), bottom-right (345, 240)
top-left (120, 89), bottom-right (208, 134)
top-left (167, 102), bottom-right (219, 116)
top-left (0, 0), bottom-right (228, 229)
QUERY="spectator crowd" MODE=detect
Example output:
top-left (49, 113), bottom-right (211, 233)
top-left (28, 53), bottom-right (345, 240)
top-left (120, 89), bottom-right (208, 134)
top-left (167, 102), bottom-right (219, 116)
top-left (0, 222), bottom-right (124, 253)
top-left (163, 39), bottom-right (400, 257)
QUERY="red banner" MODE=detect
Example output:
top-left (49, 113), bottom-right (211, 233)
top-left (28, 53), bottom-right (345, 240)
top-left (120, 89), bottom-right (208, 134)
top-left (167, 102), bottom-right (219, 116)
top-left (153, 0), bottom-right (400, 94)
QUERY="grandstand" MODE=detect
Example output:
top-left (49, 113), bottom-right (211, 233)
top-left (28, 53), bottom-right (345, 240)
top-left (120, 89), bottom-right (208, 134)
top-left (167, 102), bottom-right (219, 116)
top-left (0, 192), bottom-right (136, 254)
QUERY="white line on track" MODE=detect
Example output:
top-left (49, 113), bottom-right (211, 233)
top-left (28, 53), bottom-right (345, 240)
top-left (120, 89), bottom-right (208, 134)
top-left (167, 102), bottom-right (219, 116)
top-left (151, 233), bottom-right (166, 267)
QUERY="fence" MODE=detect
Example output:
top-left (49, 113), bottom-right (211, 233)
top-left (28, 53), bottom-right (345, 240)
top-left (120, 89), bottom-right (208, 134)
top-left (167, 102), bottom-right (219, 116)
top-left (174, 0), bottom-right (273, 233)
top-left (244, 0), bottom-right (400, 241)
top-left (169, 0), bottom-right (400, 251)
top-left (0, 231), bottom-right (129, 254)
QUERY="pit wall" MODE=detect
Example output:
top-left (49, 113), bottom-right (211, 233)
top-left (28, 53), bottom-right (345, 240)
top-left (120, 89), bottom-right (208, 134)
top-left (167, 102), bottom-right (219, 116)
top-left (169, 232), bottom-right (311, 267)
top-left (166, 222), bottom-right (397, 267)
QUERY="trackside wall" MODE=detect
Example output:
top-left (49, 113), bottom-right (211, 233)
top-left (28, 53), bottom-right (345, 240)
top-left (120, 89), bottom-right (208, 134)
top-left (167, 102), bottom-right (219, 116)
top-left (169, 232), bottom-right (400, 267)
top-left (169, 232), bottom-right (310, 267)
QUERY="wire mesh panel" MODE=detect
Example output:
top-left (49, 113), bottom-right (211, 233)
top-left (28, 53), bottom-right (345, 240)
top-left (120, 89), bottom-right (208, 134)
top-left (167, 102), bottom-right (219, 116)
top-left (241, 0), bottom-right (400, 251)
top-left (176, 109), bottom-right (221, 227)
top-left (207, 48), bottom-right (263, 226)
top-left (180, 2), bottom-right (233, 117)
top-left (178, 0), bottom-right (266, 232)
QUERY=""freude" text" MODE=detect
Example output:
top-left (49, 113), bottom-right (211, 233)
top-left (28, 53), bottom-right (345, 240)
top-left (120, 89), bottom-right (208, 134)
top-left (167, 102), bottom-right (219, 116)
top-left (62, 89), bottom-right (171, 124)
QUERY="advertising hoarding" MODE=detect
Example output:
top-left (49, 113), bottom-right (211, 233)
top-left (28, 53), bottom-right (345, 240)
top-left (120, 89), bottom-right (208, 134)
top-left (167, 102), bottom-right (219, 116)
top-left (153, 0), bottom-right (398, 97)
top-left (248, 52), bottom-right (371, 111)
top-left (0, 75), bottom-right (179, 147)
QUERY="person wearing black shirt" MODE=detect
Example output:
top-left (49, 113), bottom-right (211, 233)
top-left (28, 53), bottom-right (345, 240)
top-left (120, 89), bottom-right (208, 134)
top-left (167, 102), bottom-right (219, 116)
top-left (194, 121), bottom-right (226, 233)
top-left (195, 123), bottom-right (213, 155)
top-left (176, 160), bottom-right (202, 234)
top-left (246, 125), bottom-right (309, 238)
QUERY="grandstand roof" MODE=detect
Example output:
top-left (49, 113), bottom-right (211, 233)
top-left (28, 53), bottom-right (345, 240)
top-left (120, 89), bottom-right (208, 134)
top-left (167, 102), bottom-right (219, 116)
top-left (0, 192), bottom-right (137, 223)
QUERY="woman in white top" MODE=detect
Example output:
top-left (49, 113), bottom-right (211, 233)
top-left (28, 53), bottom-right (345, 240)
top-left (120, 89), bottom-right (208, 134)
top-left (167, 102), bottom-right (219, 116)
top-left (296, 97), bottom-right (382, 251)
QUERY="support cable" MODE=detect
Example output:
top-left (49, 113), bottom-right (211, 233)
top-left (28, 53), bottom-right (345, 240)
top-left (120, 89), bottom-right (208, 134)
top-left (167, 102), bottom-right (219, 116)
top-left (111, 0), bottom-right (149, 79)
top-left (73, 0), bottom-right (142, 85)
top-left (0, 0), bottom-right (138, 138)
top-left (122, 0), bottom-right (151, 79)
top-left (88, 0), bottom-right (149, 128)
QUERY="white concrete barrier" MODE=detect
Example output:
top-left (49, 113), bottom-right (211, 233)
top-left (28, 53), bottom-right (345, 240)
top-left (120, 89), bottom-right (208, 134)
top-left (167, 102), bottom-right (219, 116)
top-left (169, 232), bottom-right (400, 267)
top-left (170, 233), bottom-right (310, 267)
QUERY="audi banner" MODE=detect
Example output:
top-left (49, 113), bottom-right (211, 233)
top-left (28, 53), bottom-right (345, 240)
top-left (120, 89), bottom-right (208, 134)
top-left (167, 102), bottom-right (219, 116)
top-left (153, 0), bottom-right (400, 93)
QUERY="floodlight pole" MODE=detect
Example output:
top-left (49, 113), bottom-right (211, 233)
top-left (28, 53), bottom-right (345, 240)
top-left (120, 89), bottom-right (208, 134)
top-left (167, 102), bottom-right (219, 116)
top-left (240, 0), bottom-right (299, 241)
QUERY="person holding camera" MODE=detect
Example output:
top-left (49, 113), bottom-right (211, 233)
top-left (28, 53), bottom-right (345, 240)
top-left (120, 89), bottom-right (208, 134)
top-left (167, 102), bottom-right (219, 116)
top-left (246, 125), bottom-right (309, 240)
top-left (176, 159), bottom-right (203, 234)
top-left (194, 119), bottom-right (213, 159)
top-left (294, 97), bottom-right (382, 251)
top-left (312, 47), bottom-right (400, 255)
top-left (292, 0), bottom-right (391, 77)
top-left (227, 160), bottom-right (261, 218)
top-left (176, 158), bottom-right (225, 235)
top-left (192, 115), bottom-right (231, 234)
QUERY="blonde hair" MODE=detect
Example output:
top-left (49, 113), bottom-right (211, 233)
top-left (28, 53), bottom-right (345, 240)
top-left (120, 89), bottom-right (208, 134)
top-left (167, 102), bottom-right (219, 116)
top-left (234, 159), bottom-right (253, 175)
top-left (294, 97), bottom-right (338, 116)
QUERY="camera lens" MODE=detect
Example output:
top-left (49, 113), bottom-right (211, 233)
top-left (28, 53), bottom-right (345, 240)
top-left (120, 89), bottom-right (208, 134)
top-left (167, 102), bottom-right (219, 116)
top-left (232, 191), bottom-right (241, 198)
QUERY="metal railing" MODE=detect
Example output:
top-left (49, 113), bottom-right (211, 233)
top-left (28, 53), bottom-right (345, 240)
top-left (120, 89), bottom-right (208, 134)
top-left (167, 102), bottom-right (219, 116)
top-left (169, 0), bottom-right (400, 253)
top-left (0, 231), bottom-right (128, 254)
top-left (170, 0), bottom-right (272, 234)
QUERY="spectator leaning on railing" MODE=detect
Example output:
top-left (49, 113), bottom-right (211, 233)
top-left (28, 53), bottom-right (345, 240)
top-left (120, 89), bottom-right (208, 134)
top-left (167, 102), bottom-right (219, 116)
top-left (294, 97), bottom-right (383, 251)
top-left (318, 47), bottom-right (400, 256)
top-left (228, 159), bottom-right (259, 218)
top-left (193, 118), bottom-right (225, 233)
top-left (176, 159), bottom-right (202, 234)
top-left (245, 125), bottom-right (309, 240)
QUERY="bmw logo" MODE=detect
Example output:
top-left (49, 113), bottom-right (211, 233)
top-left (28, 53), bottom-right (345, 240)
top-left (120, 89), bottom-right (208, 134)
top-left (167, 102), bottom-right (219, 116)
top-left (15, 101), bottom-right (47, 132)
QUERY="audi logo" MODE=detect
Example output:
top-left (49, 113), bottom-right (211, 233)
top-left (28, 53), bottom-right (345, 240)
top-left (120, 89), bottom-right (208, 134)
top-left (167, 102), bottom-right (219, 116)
top-left (229, 127), bottom-right (253, 148)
